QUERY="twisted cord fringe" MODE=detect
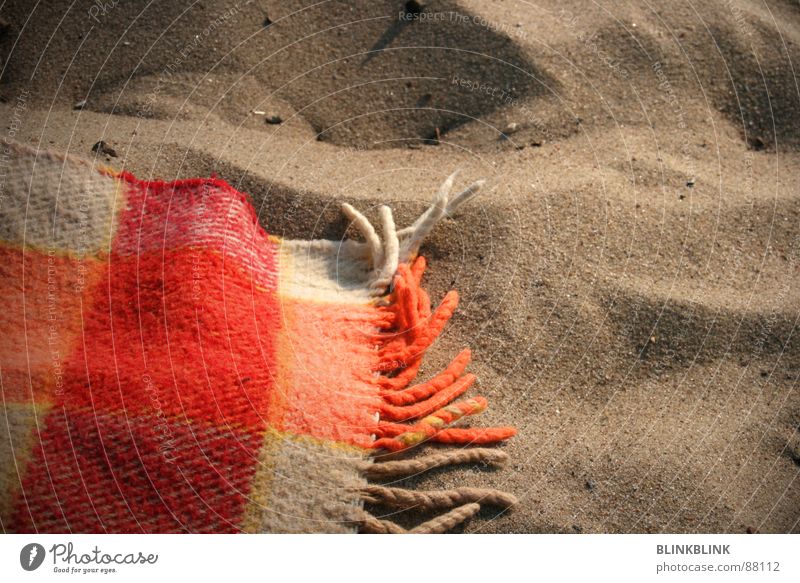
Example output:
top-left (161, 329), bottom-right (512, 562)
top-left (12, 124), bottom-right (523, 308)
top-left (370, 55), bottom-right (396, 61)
top-left (362, 448), bottom-right (509, 480)
top-left (360, 485), bottom-right (517, 511)
top-left (357, 503), bottom-right (482, 534)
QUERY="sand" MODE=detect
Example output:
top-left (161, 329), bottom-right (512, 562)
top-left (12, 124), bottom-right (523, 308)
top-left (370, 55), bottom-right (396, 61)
top-left (0, 0), bottom-right (798, 533)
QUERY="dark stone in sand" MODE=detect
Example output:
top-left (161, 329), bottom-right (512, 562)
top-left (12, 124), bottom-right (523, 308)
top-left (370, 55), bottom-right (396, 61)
top-left (405, 1), bottom-right (425, 16)
top-left (91, 140), bottom-right (117, 157)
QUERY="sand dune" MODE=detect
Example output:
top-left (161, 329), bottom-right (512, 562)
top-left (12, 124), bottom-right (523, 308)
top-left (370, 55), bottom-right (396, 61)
top-left (0, 0), bottom-right (797, 532)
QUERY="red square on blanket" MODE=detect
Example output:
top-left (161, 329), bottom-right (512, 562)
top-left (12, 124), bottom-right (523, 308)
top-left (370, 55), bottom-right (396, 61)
top-left (58, 248), bottom-right (281, 430)
top-left (11, 409), bottom-right (263, 533)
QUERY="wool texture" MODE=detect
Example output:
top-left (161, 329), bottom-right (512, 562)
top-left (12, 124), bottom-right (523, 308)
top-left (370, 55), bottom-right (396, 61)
top-left (0, 141), bottom-right (516, 533)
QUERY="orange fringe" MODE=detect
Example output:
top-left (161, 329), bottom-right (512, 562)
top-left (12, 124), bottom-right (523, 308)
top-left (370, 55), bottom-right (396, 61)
top-left (370, 256), bottom-right (516, 453)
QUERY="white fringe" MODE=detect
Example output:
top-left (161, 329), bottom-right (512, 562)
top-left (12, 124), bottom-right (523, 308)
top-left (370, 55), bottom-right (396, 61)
top-left (341, 172), bottom-right (485, 295)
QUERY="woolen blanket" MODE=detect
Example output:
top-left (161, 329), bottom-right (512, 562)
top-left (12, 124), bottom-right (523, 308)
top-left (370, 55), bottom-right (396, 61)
top-left (0, 141), bottom-right (515, 533)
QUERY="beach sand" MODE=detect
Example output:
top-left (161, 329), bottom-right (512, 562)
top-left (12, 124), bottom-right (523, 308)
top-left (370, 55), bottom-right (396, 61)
top-left (1, 0), bottom-right (798, 533)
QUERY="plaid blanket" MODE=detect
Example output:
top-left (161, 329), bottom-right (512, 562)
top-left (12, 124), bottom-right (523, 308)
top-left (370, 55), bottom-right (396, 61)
top-left (0, 141), bottom-right (515, 533)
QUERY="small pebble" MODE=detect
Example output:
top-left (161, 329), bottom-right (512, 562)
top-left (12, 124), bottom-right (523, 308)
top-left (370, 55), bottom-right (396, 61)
top-left (686, 178), bottom-right (695, 187)
top-left (74, 99), bottom-right (87, 110)
top-left (405, 0), bottom-right (425, 15)
top-left (263, 15), bottom-right (272, 27)
top-left (91, 140), bottom-right (117, 157)
top-left (789, 446), bottom-right (800, 467)
top-left (266, 115), bottom-right (283, 125)
top-left (424, 127), bottom-right (441, 146)
top-left (504, 122), bottom-right (519, 135)
top-left (749, 135), bottom-right (765, 151)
